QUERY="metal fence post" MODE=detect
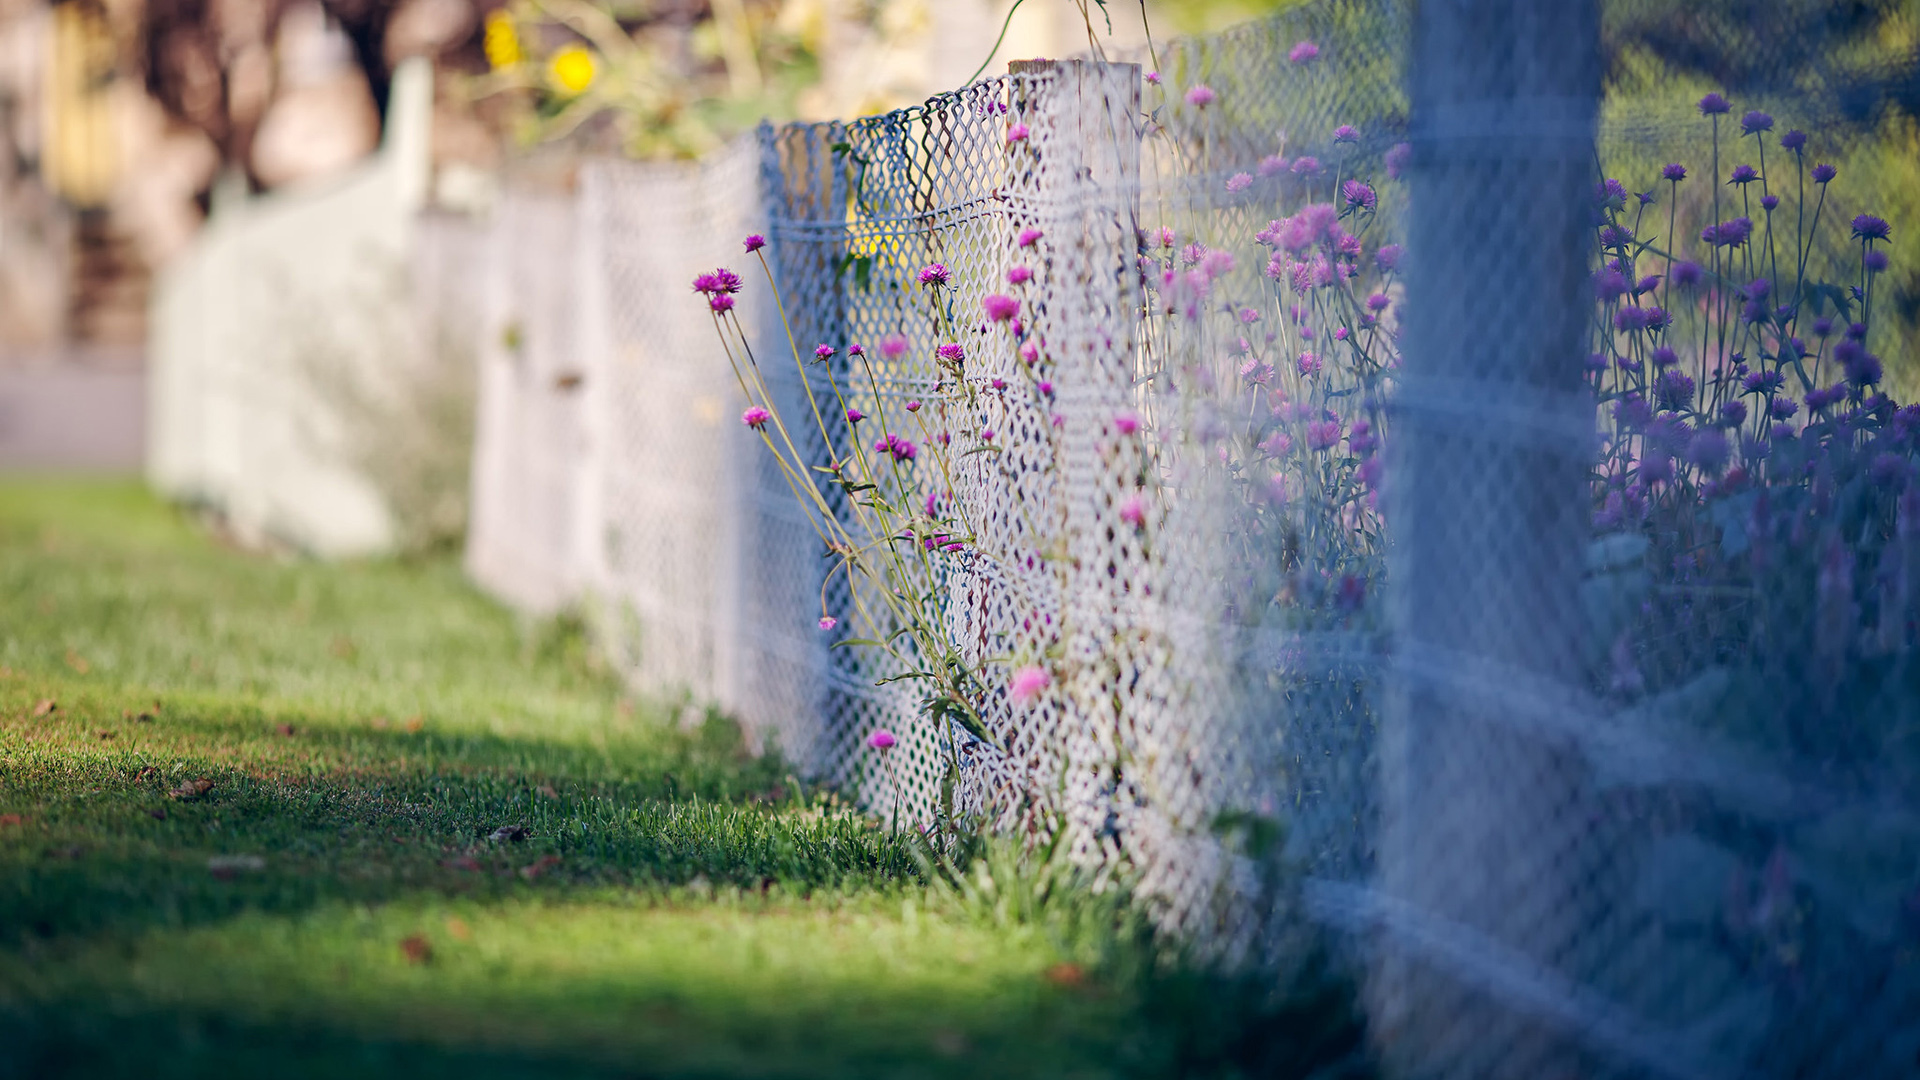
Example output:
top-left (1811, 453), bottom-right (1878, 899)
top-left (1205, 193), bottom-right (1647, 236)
top-left (1378, 0), bottom-right (1601, 1076)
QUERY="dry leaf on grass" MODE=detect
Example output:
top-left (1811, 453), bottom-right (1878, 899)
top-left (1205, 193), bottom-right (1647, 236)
top-left (135, 765), bottom-right (160, 781)
top-left (96, 730), bottom-right (115, 740)
top-left (0, 814), bottom-right (25, 827)
top-left (63, 651), bottom-right (89, 674)
top-left (30, 699), bottom-right (56, 717)
top-left (441, 856), bottom-right (481, 872)
top-left (274, 723), bottom-right (296, 737)
top-left (399, 934), bottom-right (433, 964)
top-left (136, 712), bottom-right (155, 723)
top-left (445, 917), bottom-right (472, 941)
top-left (536, 784), bottom-right (558, 799)
top-left (488, 824), bottom-right (530, 843)
top-left (403, 715), bottom-right (424, 734)
top-left (169, 778), bottom-right (214, 800)
top-left (1043, 962), bottom-right (1087, 989)
top-left (518, 855), bottom-right (562, 881)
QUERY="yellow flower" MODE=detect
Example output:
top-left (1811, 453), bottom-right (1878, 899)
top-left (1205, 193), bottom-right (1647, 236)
top-left (482, 11), bottom-right (521, 70)
top-left (548, 45), bottom-right (597, 95)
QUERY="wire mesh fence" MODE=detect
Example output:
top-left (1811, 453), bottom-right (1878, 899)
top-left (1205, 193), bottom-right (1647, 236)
top-left (434, 2), bottom-right (1920, 1075)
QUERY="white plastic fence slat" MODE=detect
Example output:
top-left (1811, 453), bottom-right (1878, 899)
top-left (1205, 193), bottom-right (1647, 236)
top-left (146, 59), bottom-right (433, 556)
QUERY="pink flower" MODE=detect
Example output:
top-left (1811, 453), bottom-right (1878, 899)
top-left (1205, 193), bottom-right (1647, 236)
top-left (1156, 226), bottom-right (1176, 247)
top-left (818, 616), bottom-right (837, 630)
top-left (1008, 666), bottom-right (1051, 705)
top-left (1018, 227), bottom-right (1044, 248)
top-left (867, 729), bottom-right (897, 750)
top-left (905, 400), bottom-right (922, 412)
top-left (1113, 411), bottom-right (1141, 435)
top-left (1007, 266), bottom-right (1033, 285)
top-left (743, 234), bottom-right (766, 252)
top-left (1185, 84), bottom-right (1216, 109)
top-left (1306, 418), bottom-right (1341, 450)
top-left (983, 294), bottom-right (1020, 322)
top-left (936, 343), bottom-right (965, 363)
top-left (1225, 172), bottom-right (1253, 193)
top-left (1258, 154), bottom-right (1288, 177)
top-left (709, 294), bottom-right (735, 313)
top-left (1144, 71), bottom-right (1161, 86)
top-left (879, 334), bottom-right (910, 360)
top-left (845, 407), bottom-right (865, 423)
top-left (1119, 494), bottom-right (1147, 527)
top-left (741, 406), bottom-right (771, 429)
top-left (1288, 40), bottom-right (1319, 64)
top-left (1006, 123), bottom-right (1030, 144)
top-left (916, 263), bottom-right (951, 286)
top-left (1020, 341), bottom-right (1039, 363)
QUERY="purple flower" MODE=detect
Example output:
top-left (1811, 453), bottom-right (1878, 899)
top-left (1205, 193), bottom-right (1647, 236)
top-left (692, 267), bottom-right (743, 295)
top-left (1687, 429), bottom-right (1731, 474)
top-left (1290, 155), bottom-right (1322, 178)
top-left (1037, 380), bottom-right (1053, 396)
top-left (1185, 84), bottom-right (1217, 109)
top-left (1385, 142), bottom-right (1411, 179)
top-left (818, 616), bottom-right (837, 630)
top-left (743, 234), bottom-right (767, 252)
top-left (1375, 244), bottom-right (1403, 273)
top-left (1289, 40), bottom-right (1319, 64)
top-left (1847, 352), bottom-right (1883, 388)
top-left (1018, 227), bottom-right (1044, 248)
top-left (1144, 71), bottom-right (1161, 85)
top-left (1866, 249), bottom-right (1890, 273)
top-left (1113, 410), bottom-right (1141, 435)
top-left (1341, 179), bottom-right (1377, 212)
top-left (814, 344), bottom-right (836, 361)
top-left (1599, 224), bottom-right (1634, 248)
top-left (1701, 217), bottom-right (1753, 247)
top-left (1652, 346), bottom-right (1679, 368)
top-left (1593, 269), bottom-right (1629, 301)
top-left (1812, 163), bottom-right (1836, 183)
top-left (1742, 370), bottom-right (1784, 395)
top-left (982, 294), bottom-right (1020, 322)
top-left (741, 406), bottom-right (771, 429)
top-left (1644, 306), bottom-right (1671, 331)
top-left (848, 344), bottom-right (864, 357)
top-left (1226, 172), bottom-right (1253, 193)
top-left (1006, 122), bottom-right (1030, 144)
top-left (1007, 266), bottom-right (1033, 286)
top-left (1728, 164), bottom-right (1759, 185)
top-left (1615, 306), bottom-right (1651, 332)
top-left (1812, 317), bottom-right (1834, 337)
top-left (1306, 418), bottom-right (1342, 451)
top-left (1720, 399), bottom-right (1749, 426)
top-left (1852, 214), bottom-right (1891, 241)
top-left (990, 377), bottom-right (1007, 391)
top-left (1635, 274), bottom-right (1661, 296)
top-left (873, 433), bottom-right (918, 461)
top-left (916, 263), bottom-right (951, 286)
top-left (845, 407), bottom-right (865, 423)
top-left (1598, 178), bottom-right (1628, 203)
top-left (1365, 292), bottom-right (1391, 312)
top-left (879, 334), bottom-right (910, 360)
top-left (1806, 385), bottom-right (1845, 411)
top-left (935, 343), bottom-right (965, 363)
top-left (1655, 369), bottom-right (1696, 411)
top-left (1770, 396), bottom-right (1798, 420)
top-left (1740, 110), bottom-right (1773, 135)
top-left (1297, 350), bottom-right (1322, 376)
top-left (1258, 154), bottom-right (1288, 177)
top-left (1615, 395), bottom-right (1654, 431)
top-left (1780, 129), bottom-right (1806, 150)
top-left (867, 729), bottom-right (897, 750)
top-left (709, 294), bottom-right (736, 313)
top-left (1847, 321), bottom-right (1869, 340)
top-left (1662, 163), bottom-right (1688, 182)
top-left (1699, 92), bottom-right (1732, 116)
top-left (905, 400), bottom-right (921, 412)
top-left (1333, 124), bottom-right (1358, 144)
top-left (1671, 261), bottom-right (1703, 288)
top-left (1761, 194), bottom-right (1780, 211)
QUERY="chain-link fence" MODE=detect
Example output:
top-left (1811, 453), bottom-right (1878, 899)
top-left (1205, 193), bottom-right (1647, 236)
top-left (436, 2), bottom-right (1920, 1074)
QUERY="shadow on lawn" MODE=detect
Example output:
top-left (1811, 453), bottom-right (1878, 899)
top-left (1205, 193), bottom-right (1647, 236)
top-left (0, 698), bottom-right (916, 947)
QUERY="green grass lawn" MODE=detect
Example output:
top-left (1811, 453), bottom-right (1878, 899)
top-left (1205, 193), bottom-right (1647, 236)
top-left (0, 479), bottom-right (1366, 1079)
